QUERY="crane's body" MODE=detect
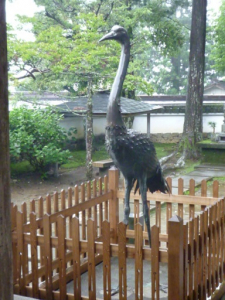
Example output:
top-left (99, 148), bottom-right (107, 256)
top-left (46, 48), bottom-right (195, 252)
top-left (99, 25), bottom-right (169, 246)
top-left (106, 126), bottom-right (166, 192)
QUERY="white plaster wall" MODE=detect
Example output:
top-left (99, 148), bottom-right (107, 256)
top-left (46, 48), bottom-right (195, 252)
top-left (133, 113), bottom-right (224, 134)
top-left (59, 116), bottom-right (84, 138)
top-left (133, 114), bottom-right (184, 133)
top-left (60, 116), bottom-right (107, 139)
top-left (203, 114), bottom-right (224, 132)
top-left (59, 113), bottom-right (224, 138)
top-left (93, 117), bottom-right (107, 135)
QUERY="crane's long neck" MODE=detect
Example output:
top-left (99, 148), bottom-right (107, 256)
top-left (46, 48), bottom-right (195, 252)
top-left (107, 40), bottom-right (130, 127)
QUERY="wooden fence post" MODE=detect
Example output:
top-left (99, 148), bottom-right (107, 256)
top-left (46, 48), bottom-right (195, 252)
top-left (108, 167), bottom-right (119, 243)
top-left (72, 216), bottom-right (81, 299)
top-left (30, 212), bottom-right (39, 298)
top-left (57, 215), bottom-right (66, 300)
top-left (151, 225), bottom-right (159, 300)
top-left (168, 215), bottom-right (184, 300)
top-left (43, 214), bottom-right (53, 300)
top-left (87, 219), bottom-right (96, 300)
top-left (17, 211), bottom-right (25, 295)
top-left (102, 220), bottom-right (111, 300)
top-left (135, 223), bottom-right (143, 300)
top-left (118, 222), bottom-right (127, 300)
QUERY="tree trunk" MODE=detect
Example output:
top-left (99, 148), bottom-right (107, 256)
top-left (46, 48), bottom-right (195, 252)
top-left (0, 0), bottom-right (13, 299)
top-left (182, 0), bottom-right (207, 158)
top-left (86, 78), bottom-right (93, 180)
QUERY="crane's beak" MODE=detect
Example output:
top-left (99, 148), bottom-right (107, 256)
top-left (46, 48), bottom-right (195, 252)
top-left (99, 31), bottom-right (116, 43)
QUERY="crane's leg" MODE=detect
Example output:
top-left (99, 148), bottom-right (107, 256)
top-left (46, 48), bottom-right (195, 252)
top-left (139, 177), bottom-right (151, 247)
top-left (123, 178), bottom-right (133, 225)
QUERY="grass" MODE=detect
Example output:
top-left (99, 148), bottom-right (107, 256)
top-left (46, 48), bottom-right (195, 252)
top-left (184, 176), bottom-right (225, 195)
top-left (198, 139), bottom-right (212, 144)
top-left (10, 143), bottom-right (176, 175)
top-left (11, 160), bottom-right (34, 177)
top-left (62, 146), bottom-right (109, 169)
top-left (62, 143), bottom-right (176, 169)
top-left (178, 159), bottom-right (201, 175)
top-left (153, 142), bottom-right (176, 159)
top-left (206, 176), bottom-right (225, 186)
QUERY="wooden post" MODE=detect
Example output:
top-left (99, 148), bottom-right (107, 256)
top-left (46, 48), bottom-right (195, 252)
top-left (58, 215), bottom-right (66, 300)
top-left (168, 215), bottom-right (184, 300)
top-left (17, 211), bottom-right (25, 295)
top-left (118, 222), bottom-right (127, 299)
top-left (102, 221), bottom-right (111, 300)
top-left (135, 223), bottom-right (143, 300)
top-left (43, 214), bottom-right (53, 300)
top-left (72, 216), bottom-right (81, 299)
top-left (0, 0), bottom-right (13, 298)
top-left (108, 167), bottom-right (119, 243)
top-left (87, 219), bottom-right (96, 300)
top-left (151, 225), bottom-right (159, 300)
top-left (30, 212), bottom-right (39, 298)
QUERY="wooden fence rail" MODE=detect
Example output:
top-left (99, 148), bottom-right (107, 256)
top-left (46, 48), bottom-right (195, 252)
top-left (11, 167), bottom-right (225, 299)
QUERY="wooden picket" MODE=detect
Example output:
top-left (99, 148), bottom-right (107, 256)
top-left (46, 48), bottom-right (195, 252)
top-left (151, 225), bottom-right (159, 300)
top-left (102, 220), bottom-right (111, 300)
top-left (11, 169), bottom-right (225, 300)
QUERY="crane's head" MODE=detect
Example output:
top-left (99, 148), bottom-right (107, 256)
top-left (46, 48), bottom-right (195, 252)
top-left (99, 25), bottom-right (128, 44)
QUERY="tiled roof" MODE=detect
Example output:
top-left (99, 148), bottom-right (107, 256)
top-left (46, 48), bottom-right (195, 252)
top-left (55, 92), bottom-right (161, 115)
top-left (204, 80), bottom-right (225, 91)
top-left (11, 91), bottom-right (161, 115)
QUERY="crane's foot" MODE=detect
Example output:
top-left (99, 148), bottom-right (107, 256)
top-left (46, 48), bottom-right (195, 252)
top-left (123, 206), bottom-right (130, 225)
top-left (159, 284), bottom-right (168, 293)
top-left (110, 285), bottom-right (120, 296)
top-left (123, 218), bottom-right (129, 225)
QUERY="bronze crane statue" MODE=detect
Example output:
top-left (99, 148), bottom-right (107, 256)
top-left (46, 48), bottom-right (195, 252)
top-left (99, 25), bottom-right (170, 247)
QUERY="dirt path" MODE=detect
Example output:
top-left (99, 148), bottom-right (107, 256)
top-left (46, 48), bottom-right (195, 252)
top-left (11, 166), bottom-right (99, 206)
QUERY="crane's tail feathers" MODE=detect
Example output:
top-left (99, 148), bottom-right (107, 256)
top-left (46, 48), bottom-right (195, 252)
top-left (134, 164), bottom-right (171, 194)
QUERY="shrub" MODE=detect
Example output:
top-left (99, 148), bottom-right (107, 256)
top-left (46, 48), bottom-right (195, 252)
top-left (9, 106), bottom-right (75, 174)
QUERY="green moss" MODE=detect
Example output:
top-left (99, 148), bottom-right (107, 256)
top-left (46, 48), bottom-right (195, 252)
top-left (199, 139), bottom-right (212, 144)
top-left (201, 148), bottom-right (225, 165)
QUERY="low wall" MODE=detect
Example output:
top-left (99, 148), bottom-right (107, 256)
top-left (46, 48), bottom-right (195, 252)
top-left (150, 133), bottom-right (182, 143)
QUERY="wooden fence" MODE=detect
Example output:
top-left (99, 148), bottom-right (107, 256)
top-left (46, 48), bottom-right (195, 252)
top-left (11, 168), bottom-right (225, 299)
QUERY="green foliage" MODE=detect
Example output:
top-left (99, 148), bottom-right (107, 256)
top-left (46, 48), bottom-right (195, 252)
top-left (9, 106), bottom-right (74, 173)
top-left (8, 0), bottom-right (190, 95)
top-left (211, 1), bottom-right (225, 74)
top-left (10, 161), bottom-right (35, 177)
